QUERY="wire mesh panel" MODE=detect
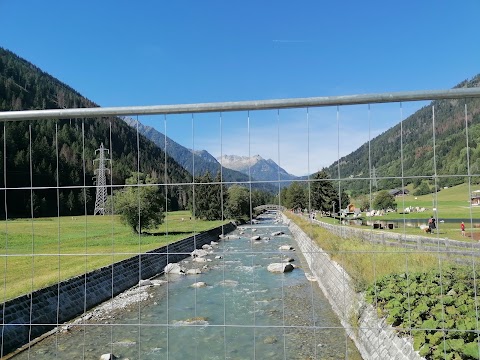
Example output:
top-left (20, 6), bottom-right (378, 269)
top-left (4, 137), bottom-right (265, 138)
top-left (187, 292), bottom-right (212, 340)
top-left (1, 89), bottom-right (480, 359)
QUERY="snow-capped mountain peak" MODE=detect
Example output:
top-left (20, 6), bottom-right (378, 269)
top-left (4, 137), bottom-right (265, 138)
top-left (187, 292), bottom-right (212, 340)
top-left (217, 154), bottom-right (297, 184)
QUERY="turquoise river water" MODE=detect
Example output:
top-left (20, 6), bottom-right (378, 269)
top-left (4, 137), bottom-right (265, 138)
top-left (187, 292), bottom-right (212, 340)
top-left (13, 212), bottom-right (361, 360)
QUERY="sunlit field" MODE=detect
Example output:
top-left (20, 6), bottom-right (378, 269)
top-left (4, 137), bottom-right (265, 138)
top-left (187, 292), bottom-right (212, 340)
top-left (359, 183), bottom-right (480, 241)
top-left (0, 211), bottom-right (227, 301)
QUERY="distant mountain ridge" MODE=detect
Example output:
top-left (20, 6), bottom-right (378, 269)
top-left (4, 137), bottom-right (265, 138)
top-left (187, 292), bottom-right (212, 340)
top-left (218, 154), bottom-right (297, 186)
top-left (122, 119), bottom-right (279, 192)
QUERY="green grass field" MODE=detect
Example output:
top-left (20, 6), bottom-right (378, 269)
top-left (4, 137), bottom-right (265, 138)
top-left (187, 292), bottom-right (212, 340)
top-left (358, 183), bottom-right (480, 241)
top-left (0, 211), bottom-right (227, 301)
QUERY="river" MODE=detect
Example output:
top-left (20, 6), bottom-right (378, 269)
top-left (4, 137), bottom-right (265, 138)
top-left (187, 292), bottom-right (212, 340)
top-left (12, 212), bottom-right (361, 360)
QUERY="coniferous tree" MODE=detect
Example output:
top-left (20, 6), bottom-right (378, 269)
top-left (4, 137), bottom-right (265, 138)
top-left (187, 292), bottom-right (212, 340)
top-left (193, 171), bottom-right (226, 220)
top-left (286, 182), bottom-right (307, 210)
top-left (310, 170), bottom-right (338, 212)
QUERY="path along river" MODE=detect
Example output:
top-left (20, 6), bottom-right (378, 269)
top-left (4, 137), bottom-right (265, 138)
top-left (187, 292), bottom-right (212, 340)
top-left (13, 212), bottom-right (361, 360)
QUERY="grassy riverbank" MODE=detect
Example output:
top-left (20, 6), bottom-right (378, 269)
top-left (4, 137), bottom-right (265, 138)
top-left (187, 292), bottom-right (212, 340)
top-left (0, 211), bottom-right (227, 301)
top-left (287, 211), bottom-right (480, 359)
top-left (285, 212), bottom-right (441, 291)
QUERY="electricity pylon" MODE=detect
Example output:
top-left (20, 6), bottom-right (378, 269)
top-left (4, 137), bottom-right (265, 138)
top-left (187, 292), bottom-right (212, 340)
top-left (93, 143), bottom-right (110, 215)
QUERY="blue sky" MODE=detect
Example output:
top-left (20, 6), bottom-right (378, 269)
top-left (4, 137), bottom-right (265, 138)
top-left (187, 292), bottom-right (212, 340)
top-left (1, 1), bottom-right (480, 175)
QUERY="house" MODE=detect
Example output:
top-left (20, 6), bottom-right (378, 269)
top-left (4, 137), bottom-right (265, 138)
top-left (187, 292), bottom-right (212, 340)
top-left (342, 203), bottom-right (361, 216)
top-left (471, 190), bottom-right (480, 206)
top-left (389, 188), bottom-right (409, 197)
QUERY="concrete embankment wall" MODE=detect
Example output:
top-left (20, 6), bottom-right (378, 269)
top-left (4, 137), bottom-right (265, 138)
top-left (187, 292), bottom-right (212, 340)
top-left (0, 223), bottom-right (235, 356)
top-left (285, 215), bottom-right (422, 360)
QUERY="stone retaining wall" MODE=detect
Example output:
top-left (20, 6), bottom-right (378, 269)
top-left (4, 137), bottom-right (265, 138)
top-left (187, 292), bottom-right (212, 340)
top-left (285, 215), bottom-right (423, 360)
top-left (0, 223), bottom-right (235, 356)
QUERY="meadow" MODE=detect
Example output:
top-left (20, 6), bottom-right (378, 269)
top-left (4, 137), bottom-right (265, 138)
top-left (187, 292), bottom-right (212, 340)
top-left (363, 183), bottom-right (480, 241)
top-left (0, 211), bottom-right (227, 301)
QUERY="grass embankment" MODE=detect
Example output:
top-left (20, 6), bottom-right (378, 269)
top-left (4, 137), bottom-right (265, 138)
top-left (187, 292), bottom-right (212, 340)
top-left (0, 211), bottom-right (227, 301)
top-left (285, 212), bottom-right (440, 291)
top-left (287, 212), bottom-right (480, 360)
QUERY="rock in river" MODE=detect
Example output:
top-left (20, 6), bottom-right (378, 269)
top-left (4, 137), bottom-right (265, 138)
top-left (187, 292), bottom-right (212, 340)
top-left (278, 245), bottom-right (295, 251)
top-left (267, 263), bottom-right (295, 273)
top-left (191, 282), bottom-right (207, 288)
top-left (164, 263), bottom-right (185, 274)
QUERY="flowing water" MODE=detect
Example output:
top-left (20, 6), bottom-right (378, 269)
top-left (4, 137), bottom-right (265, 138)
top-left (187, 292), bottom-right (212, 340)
top-left (13, 212), bottom-right (361, 359)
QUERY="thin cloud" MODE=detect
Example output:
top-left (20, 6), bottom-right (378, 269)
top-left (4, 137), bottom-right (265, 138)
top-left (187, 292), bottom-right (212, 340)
top-left (272, 39), bottom-right (313, 43)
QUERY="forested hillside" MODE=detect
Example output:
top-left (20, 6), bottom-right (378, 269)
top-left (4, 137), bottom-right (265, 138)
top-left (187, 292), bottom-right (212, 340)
top-left (0, 47), bottom-right (192, 217)
top-left (326, 76), bottom-right (480, 196)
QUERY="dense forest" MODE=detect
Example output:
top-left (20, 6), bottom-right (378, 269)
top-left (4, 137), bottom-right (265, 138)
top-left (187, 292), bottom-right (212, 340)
top-left (0, 47), bottom-right (192, 217)
top-left (325, 75), bottom-right (480, 196)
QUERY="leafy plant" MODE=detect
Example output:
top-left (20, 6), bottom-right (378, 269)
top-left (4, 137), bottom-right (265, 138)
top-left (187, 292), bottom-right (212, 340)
top-left (366, 266), bottom-right (480, 359)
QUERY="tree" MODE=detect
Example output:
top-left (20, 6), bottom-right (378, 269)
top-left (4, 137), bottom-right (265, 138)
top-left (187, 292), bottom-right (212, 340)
top-left (286, 182), bottom-right (307, 210)
top-left (310, 170), bottom-right (338, 212)
top-left (251, 189), bottom-right (273, 209)
top-left (372, 190), bottom-right (397, 211)
top-left (357, 194), bottom-right (371, 211)
top-left (193, 171), bottom-right (226, 220)
top-left (413, 181), bottom-right (432, 196)
top-left (225, 185), bottom-right (250, 220)
top-left (113, 172), bottom-right (165, 233)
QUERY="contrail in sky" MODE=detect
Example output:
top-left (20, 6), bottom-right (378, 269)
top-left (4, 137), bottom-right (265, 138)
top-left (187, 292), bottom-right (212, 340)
top-left (272, 39), bottom-right (313, 43)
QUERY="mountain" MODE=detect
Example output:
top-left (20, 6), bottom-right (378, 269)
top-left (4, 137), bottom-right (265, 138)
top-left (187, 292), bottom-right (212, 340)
top-left (122, 119), bottom-right (278, 192)
top-left (0, 47), bottom-right (192, 217)
top-left (324, 75), bottom-right (480, 196)
top-left (122, 118), bottom-right (248, 180)
top-left (218, 154), bottom-right (297, 186)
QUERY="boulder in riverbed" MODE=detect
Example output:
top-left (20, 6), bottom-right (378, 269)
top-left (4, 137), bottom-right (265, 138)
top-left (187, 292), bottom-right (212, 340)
top-left (191, 282), bottom-right (207, 288)
top-left (191, 249), bottom-right (208, 258)
top-left (278, 245), bottom-right (295, 251)
top-left (186, 268), bottom-right (202, 275)
top-left (138, 279), bottom-right (152, 287)
top-left (267, 263), bottom-right (294, 273)
top-left (151, 280), bottom-right (167, 286)
top-left (164, 263), bottom-right (186, 274)
top-left (100, 354), bottom-right (118, 360)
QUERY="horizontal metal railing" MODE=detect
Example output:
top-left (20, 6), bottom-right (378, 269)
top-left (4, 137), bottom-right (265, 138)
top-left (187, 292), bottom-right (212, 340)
top-left (1, 88), bottom-right (480, 120)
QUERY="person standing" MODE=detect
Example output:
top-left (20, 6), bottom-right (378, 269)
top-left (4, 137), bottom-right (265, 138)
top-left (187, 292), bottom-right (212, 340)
top-left (461, 221), bottom-right (466, 237)
top-left (428, 216), bottom-right (436, 233)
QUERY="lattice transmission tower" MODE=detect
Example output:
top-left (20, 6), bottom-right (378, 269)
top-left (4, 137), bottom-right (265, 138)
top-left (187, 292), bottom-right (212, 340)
top-left (93, 143), bottom-right (111, 215)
